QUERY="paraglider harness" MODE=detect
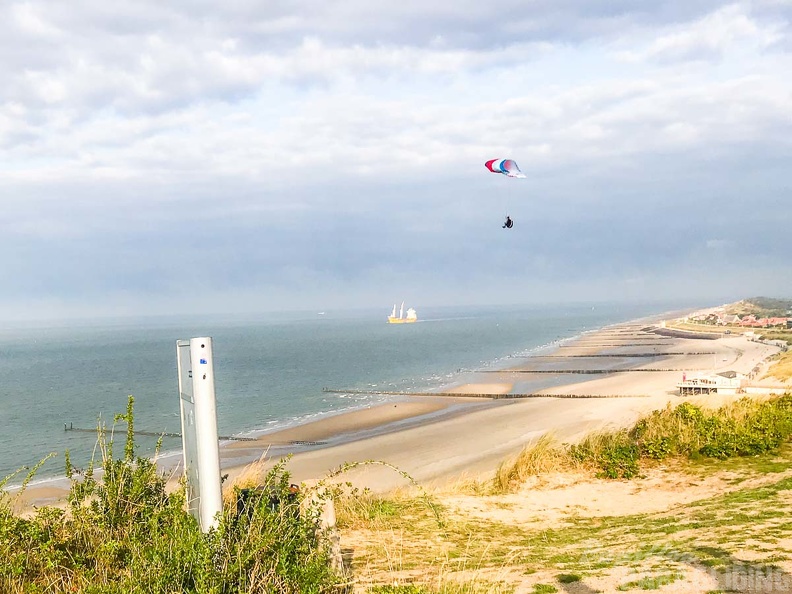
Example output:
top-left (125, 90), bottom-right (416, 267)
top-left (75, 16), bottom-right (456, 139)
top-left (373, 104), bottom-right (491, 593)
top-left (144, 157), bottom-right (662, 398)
top-left (502, 216), bottom-right (513, 229)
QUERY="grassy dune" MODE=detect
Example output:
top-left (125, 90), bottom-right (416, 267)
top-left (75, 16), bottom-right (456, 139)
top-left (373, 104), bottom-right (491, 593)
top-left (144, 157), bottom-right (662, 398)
top-left (340, 467), bottom-right (792, 592)
top-left (493, 395), bottom-right (792, 483)
top-left (339, 394), bottom-right (792, 593)
top-left (766, 351), bottom-right (792, 382)
top-left (725, 298), bottom-right (792, 318)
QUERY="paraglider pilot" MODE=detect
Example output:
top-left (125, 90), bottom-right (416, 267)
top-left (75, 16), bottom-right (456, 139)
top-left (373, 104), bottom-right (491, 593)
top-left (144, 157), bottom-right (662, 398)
top-left (502, 216), bottom-right (513, 229)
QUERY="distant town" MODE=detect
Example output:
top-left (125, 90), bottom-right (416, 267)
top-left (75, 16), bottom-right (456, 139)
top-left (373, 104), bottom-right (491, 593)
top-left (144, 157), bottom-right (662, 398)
top-left (688, 311), bottom-right (792, 329)
top-left (672, 297), bottom-right (792, 395)
top-left (684, 297), bottom-right (792, 330)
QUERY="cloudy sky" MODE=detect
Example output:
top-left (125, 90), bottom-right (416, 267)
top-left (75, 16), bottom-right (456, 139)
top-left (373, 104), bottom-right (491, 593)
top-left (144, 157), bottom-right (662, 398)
top-left (1, 1), bottom-right (790, 320)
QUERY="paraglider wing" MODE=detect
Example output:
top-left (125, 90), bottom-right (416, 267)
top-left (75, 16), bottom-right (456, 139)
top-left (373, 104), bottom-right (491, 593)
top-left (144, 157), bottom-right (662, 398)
top-left (484, 158), bottom-right (526, 179)
top-left (499, 159), bottom-right (526, 178)
top-left (484, 159), bottom-right (501, 174)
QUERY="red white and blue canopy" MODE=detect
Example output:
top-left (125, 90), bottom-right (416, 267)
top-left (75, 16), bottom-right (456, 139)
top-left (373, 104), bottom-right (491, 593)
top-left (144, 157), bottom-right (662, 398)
top-left (484, 159), bottom-right (526, 178)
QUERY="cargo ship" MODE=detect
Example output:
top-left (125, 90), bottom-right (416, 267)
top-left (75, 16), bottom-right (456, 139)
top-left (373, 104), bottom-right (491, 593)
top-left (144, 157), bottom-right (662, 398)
top-left (388, 302), bottom-right (417, 324)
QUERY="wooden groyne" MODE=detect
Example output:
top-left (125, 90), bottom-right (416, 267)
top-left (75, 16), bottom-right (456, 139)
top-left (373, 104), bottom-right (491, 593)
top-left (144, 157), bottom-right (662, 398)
top-left (321, 388), bottom-right (649, 400)
top-left (63, 423), bottom-right (255, 442)
top-left (530, 352), bottom-right (715, 358)
top-left (476, 368), bottom-right (689, 374)
top-left (572, 337), bottom-right (672, 341)
top-left (557, 343), bottom-right (674, 347)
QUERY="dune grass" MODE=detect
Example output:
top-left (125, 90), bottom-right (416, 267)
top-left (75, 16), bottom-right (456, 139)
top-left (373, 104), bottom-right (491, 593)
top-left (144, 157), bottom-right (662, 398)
top-left (341, 460), bottom-right (792, 592)
top-left (761, 330), bottom-right (792, 345)
top-left (492, 394), bottom-right (792, 487)
top-left (765, 351), bottom-right (792, 382)
top-left (0, 397), bottom-right (343, 594)
top-left (493, 433), bottom-right (576, 493)
top-left (318, 393), bottom-right (792, 590)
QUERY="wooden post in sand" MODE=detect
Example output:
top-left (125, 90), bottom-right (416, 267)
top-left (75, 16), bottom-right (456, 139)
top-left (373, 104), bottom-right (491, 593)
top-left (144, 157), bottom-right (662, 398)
top-left (301, 480), bottom-right (345, 575)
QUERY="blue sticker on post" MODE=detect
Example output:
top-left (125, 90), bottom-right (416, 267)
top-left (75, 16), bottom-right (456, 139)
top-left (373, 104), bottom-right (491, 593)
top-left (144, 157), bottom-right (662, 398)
top-left (199, 358), bottom-right (207, 364)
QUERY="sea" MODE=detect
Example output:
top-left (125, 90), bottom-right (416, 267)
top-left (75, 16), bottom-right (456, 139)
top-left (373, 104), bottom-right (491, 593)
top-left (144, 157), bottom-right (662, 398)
top-left (0, 301), bottom-right (696, 486)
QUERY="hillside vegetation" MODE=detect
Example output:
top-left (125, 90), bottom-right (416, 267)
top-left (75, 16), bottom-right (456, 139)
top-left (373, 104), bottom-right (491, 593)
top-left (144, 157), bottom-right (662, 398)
top-left (340, 454), bottom-right (792, 593)
top-left (725, 297), bottom-right (792, 318)
top-left (4, 394), bottom-right (792, 593)
top-left (766, 351), bottom-right (792, 382)
top-left (0, 398), bottom-right (343, 594)
top-left (340, 394), bottom-right (792, 593)
top-left (494, 395), bottom-right (792, 483)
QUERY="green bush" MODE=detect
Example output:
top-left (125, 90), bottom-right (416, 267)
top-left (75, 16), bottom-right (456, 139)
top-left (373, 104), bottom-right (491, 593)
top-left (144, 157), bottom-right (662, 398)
top-left (568, 395), bottom-right (792, 479)
top-left (0, 396), bottom-right (343, 593)
top-left (569, 430), bottom-right (640, 479)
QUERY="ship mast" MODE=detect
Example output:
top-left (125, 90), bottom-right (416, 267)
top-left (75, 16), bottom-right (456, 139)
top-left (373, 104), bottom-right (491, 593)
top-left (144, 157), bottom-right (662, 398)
top-left (399, 301), bottom-right (404, 319)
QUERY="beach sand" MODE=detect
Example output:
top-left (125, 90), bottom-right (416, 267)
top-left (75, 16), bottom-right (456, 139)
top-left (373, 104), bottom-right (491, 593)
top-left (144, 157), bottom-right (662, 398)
top-left (12, 316), bottom-right (789, 509)
top-left (227, 399), bottom-right (454, 449)
top-left (445, 383), bottom-right (514, 395)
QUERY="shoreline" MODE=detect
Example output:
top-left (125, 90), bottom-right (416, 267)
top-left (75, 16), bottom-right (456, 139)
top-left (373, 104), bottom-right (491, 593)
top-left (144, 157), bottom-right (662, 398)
top-left (11, 306), bottom-right (790, 509)
top-left (5, 309), bottom-right (602, 495)
top-left (218, 395), bottom-right (496, 467)
top-left (10, 396), bottom-right (498, 510)
top-left (215, 312), bottom-right (789, 492)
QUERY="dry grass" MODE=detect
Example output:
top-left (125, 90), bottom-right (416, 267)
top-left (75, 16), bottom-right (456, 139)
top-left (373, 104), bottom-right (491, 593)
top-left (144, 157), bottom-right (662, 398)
top-left (340, 456), bottom-right (792, 593)
top-left (222, 455), bottom-right (272, 505)
top-left (666, 321), bottom-right (733, 334)
top-left (761, 330), bottom-right (792, 345)
top-left (493, 433), bottom-right (577, 494)
top-left (765, 350), bottom-right (792, 382)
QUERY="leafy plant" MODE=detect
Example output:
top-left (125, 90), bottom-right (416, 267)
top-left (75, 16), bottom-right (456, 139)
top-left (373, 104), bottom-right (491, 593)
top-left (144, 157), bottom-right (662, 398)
top-left (569, 430), bottom-right (640, 479)
top-left (0, 396), bottom-right (344, 593)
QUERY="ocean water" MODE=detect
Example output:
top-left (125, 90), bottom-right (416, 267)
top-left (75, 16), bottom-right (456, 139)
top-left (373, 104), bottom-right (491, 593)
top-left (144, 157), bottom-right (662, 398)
top-left (0, 302), bottom-right (689, 484)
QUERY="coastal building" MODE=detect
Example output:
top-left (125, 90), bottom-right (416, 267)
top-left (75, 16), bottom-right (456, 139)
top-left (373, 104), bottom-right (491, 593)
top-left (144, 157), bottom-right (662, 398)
top-left (717, 314), bottom-right (740, 325)
top-left (677, 370), bottom-right (745, 396)
top-left (737, 315), bottom-right (792, 328)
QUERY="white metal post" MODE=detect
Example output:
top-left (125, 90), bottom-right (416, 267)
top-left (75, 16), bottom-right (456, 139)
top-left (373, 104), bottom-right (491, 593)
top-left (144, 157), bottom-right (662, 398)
top-left (177, 337), bottom-right (223, 532)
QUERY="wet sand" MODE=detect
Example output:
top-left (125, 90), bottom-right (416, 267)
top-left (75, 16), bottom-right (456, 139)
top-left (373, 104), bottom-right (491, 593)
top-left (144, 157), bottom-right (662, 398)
top-left (227, 399), bottom-right (455, 448)
top-left (12, 397), bottom-right (490, 510)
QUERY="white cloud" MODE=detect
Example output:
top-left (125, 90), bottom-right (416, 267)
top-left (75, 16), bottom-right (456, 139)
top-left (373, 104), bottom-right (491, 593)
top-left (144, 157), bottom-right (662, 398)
top-left (11, 2), bottom-right (63, 38)
top-left (619, 3), bottom-right (786, 63)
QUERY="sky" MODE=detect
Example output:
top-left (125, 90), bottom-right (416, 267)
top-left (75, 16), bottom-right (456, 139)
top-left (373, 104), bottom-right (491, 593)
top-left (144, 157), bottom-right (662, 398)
top-left (1, 1), bottom-right (790, 320)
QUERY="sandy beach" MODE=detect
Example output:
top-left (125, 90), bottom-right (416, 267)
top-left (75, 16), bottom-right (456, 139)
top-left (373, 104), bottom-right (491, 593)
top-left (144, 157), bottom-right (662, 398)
top-left (12, 315), bottom-right (790, 509)
top-left (216, 319), bottom-right (788, 493)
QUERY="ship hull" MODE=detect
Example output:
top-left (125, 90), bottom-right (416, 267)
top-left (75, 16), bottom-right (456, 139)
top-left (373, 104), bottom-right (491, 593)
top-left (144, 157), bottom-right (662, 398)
top-left (387, 317), bottom-right (417, 324)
